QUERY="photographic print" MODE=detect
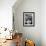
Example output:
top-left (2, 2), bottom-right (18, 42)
top-left (23, 12), bottom-right (35, 27)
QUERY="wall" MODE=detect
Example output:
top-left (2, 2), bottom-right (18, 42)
top-left (13, 0), bottom-right (41, 46)
top-left (0, 0), bottom-right (16, 30)
top-left (41, 0), bottom-right (46, 46)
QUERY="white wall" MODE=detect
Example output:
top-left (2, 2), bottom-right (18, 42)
top-left (0, 0), bottom-right (16, 29)
top-left (13, 0), bottom-right (41, 46)
top-left (41, 0), bottom-right (46, 46)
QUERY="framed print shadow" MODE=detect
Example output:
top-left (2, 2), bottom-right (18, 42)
top-left (23, 12), bottom-right (35, 27)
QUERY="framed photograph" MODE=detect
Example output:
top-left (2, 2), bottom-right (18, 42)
top-left (23, 12), bottom-right (35, 27)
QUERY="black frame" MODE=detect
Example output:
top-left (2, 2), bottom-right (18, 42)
top-left (23, 12), bottom-right (35, 27)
